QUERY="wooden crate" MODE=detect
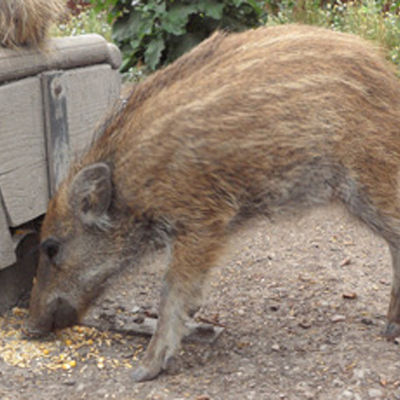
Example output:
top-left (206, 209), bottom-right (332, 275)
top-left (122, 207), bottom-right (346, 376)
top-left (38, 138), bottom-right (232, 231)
top-left (0, 34), bottom-right (121, 271)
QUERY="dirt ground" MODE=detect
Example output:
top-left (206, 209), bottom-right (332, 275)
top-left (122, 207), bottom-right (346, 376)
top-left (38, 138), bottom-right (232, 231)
top-left (1, 204), bottom-right (400, 400)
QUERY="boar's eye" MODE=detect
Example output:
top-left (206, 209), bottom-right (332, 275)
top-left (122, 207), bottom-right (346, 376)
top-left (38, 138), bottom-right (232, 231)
top-left (40, 238), bottom-right (61, 262)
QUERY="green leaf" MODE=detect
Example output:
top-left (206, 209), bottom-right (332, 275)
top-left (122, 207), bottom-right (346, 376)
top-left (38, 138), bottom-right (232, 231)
top-left (112, 11), bottom-right (142, 42)
top-left (120, 55), bottom-right (133, 72)
top-left (197, 0), bottom-right (225, 20)
top-left (246, 0), bottom-right (264, 15)
top-left (113, 10), bottom-right (155, 43)
top-left (90, 0), bottom-right (118, 13)
top-left (144, 36), bottom-right (166, 70)
top-left (231, 0), bottom-right (245, 7)
top-left (161, 4), bottom-right (197, 35)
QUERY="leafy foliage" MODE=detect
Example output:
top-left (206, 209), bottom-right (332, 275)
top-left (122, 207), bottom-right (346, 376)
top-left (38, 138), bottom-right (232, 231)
top-left (90, 0), bottom-right (267, 72)
top-left (265, 0), bottom-right (400, 72)
top-left (51, 6), bottom-right (112, 41)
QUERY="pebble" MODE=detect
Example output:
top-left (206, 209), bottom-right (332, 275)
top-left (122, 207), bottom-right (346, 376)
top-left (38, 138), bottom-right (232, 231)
top-left (340, 390), bottom-right (362, 400)
top-left (332, 378), bottom-right (344, 387)
top-left (341, 390), bottom-right (354, 399)
top-left (76, 382), bottom-right (86, 392)
top-left (331, 314), bottom-right (346, 323)
top-left (271, 344), bottom-right (280, 352)
top-left (130, 305), bottom-right (141, 314)
top-left (63, 379), bottom-right (76, 386)
top-left (353, 368), bottom-right (366, 380)
top-left (361, 318), bottom-right (373, 326)
top-left (368, 388), bottom-right (383, 398)
top-left (342, 292), bottom-right (357, 299)
top-left (319, 344), bottom-right (328, 352)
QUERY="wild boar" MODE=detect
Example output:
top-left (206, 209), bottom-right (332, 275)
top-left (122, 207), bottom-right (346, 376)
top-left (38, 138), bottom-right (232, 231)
top-left (25, 24), bottom-right (400, 381)
top-left (0, 0), bottom-right (66, 48)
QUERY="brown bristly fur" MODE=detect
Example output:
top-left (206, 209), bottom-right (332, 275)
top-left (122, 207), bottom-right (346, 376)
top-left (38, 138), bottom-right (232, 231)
top-left (0, 0), bottom-right (66, 48)
top-left (28, 25), bottom-right (400, 381)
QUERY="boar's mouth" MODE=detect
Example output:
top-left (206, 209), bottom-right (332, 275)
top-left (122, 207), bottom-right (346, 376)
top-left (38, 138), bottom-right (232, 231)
top-left (24, 297), bottom-right (78, 338)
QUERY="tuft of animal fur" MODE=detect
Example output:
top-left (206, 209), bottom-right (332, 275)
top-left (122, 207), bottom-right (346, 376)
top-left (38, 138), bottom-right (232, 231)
top-left (0, 0), bottom-right (66, 48)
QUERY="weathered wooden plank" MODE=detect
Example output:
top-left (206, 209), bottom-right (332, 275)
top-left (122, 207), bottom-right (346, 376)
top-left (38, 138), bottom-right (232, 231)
top-left (0, 188), bottom-right (16, 270)
top-left (0, 34), bottom-right (121, 84)
top-left (41, 71), bottom-right (71, 196)
top-left (0, 77), bottom-right (49, 226)
top-left (0, 66), bottom-right (120, 226)
top-left (63, 65), bottom-right (121, 155)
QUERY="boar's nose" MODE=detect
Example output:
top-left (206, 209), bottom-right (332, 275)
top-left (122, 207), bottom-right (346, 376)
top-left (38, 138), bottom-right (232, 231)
top-left (24, 297), bottom-right (78, 338)
top-left (53, 297), bottom-right (78, 329)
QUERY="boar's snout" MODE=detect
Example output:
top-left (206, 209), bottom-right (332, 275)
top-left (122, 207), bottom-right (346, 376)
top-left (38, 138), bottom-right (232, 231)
top-left (24, 297), bottom-right (78, 338)
top-left (52, 297), bottom-right (78, 329)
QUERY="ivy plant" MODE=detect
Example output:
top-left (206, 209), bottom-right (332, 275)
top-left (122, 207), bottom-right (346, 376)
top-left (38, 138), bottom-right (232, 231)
top-left (91, 0), bottom-right (267, 71)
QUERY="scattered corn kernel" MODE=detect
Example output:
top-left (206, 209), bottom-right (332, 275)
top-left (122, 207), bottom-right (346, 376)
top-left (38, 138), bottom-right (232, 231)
top-left (12, 307), bottom-right (27, 317)
top-left (61, 360), bottom-right (76, 370)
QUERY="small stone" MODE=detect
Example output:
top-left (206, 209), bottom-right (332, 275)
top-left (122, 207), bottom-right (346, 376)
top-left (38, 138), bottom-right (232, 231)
top-left (63, 379), bottom-right (76, 386)
top-left (319, 344), bottom-right (328, 352)
top-left (368, 388), bottom-right (383, 398)
top-left (340, 258), bottom-right (351, 267)
top-left (353, 367), bottom-right (366, 380)
top-left (331, 314), bottom-right (346, 323)
top-left (299, 320), bottom-right (312, 329)
top-left (76, 383), bottom-right (85, 392)
top-left (271, 343), bottom-right (280, 352)
top-left (130, 306), bottom-right (140, 314)
top-left (343, 292), bottom-right (357, 300)
top-left (361, 318), bottom-right (373, 326)
top-left (333, 378), bottom-right (344, 387)
top-left (341, 390), bottom-right (354, 399)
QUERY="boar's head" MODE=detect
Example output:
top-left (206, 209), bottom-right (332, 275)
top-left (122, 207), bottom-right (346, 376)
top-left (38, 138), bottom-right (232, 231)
top-left (25, 162), bottom-right (125, 337)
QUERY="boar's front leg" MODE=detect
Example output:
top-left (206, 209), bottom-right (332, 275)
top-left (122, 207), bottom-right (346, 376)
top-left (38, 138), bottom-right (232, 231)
top-left (132, 232), bottom-right (223, 382)
top-left (384, 244), bottom-right (400, 338)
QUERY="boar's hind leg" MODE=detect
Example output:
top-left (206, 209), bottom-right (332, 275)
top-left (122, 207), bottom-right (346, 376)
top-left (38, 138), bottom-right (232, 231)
top-left (337, 171), bottom-right (400, 338)
top-left (132, 233), bottom-right (223, 382)
top-left (383, 245), bottom-right (400, 338)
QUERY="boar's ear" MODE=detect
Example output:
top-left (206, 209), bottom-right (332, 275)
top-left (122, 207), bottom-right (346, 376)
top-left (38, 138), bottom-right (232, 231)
top-left (70, 163), bottom-right (112, 227)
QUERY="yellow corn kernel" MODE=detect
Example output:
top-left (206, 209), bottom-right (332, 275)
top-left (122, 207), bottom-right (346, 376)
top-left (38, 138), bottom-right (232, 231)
top-left (62, 360), bottom-right (76, 370)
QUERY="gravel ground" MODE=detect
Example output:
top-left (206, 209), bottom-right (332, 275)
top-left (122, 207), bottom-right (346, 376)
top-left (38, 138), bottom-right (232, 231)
top-left (1, 204), bottom-right (400, 400)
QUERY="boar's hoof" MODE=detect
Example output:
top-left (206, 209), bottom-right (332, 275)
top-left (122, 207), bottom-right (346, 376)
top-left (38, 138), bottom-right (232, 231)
top-left (382, 321), bottom-right (400, 339)
top-left (132, 363), bottom-right (162, 382)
